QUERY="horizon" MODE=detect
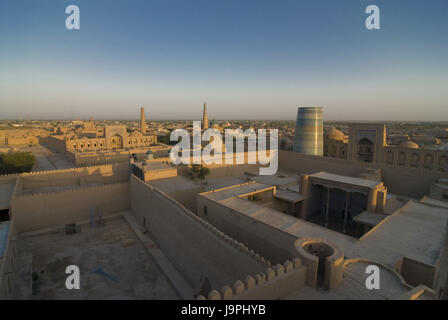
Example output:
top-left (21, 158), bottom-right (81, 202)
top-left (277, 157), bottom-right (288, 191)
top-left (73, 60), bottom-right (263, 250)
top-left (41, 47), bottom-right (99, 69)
top-left (3, 117), bottom-right (448, 124)
top-left (1, 0), bottom-right (447, 121)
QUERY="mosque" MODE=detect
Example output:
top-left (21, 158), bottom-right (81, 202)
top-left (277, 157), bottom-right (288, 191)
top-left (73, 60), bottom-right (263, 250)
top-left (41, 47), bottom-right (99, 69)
top-left (46, 108), bottom-right (158, 153)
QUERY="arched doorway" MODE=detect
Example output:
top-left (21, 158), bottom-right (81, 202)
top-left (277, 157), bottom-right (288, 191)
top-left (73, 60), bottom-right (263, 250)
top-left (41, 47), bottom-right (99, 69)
top-left (110, 134), bottom-right (123, 149)
top-left (357, 138), bottom-right (374, 162)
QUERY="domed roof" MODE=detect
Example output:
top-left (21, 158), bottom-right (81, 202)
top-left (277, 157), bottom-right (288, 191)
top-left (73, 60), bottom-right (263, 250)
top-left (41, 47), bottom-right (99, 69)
top-left (326, 127), bottom-right (345, 141)
top-left (399, 141), bottom-right (419, 149)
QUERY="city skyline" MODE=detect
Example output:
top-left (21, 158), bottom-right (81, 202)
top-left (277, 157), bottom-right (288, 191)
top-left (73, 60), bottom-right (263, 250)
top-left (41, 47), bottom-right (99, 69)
top-left (1, 0), bottom-right (447, 121)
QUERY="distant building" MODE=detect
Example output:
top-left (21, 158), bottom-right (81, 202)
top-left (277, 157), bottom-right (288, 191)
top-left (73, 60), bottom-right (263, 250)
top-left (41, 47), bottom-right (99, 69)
top-left (321, 122), bottom-right (448, 172)
top-left (46, 108), bottom-right (158, 153)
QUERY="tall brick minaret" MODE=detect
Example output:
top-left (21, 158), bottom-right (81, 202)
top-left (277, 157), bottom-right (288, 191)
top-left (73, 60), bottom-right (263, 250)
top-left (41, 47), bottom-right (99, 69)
top-left (202, 102), bottom-right (209, 130)
top-left (140, 107), bottom-right (146, 135)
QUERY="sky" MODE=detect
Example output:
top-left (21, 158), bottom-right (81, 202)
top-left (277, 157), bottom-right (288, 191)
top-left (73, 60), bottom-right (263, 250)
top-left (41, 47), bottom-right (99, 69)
top-left (0, 0), bottom-right (447, 121)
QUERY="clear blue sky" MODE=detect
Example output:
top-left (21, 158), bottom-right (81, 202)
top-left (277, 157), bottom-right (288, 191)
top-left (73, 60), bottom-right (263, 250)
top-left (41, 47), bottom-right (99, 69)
top-left (0, 0), bottom-right (447, 121)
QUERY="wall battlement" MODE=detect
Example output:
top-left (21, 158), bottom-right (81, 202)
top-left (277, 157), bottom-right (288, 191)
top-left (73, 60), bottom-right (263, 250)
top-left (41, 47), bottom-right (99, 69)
top-left (11, 181), bottom-right (130, 232)
top-left (198, 257), bottom-right (307, 300)
top-left (131, 175), bottom-right (270, 268)
top-left (0, 173), bottom-right (20, 182)
top-left (20, 163), bottom-right (125, 176)
top-left (13, 181), bottom-right (129, 199)
top-left (130, 175), bottom-right (272, 291)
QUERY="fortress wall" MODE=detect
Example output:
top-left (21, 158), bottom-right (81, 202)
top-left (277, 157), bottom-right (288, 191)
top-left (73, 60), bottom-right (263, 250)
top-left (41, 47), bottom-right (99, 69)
top-left (0, 173), bottom-right (19, 184)
top-left (129, 175), bottom-right (270, 292)
top-left (380, 166), bottom-right (446, 198)
top-left (43, 135), bottom-right (67, 153)
top-left (0, 219), bottom-right (17, 300)
top-left (72, 146), bottom-right (171, 167)
top-left (18, 163), bottom-right (128, 192)
top-left (11, 182), bottom-right (130, 232)
top-left (433, 220), bottom-right (448, 298)
top-left (278, 150), bottom-right (448, 198)
top-left (12, 175), bottom-right (22, 197)
top-left (197, 195), bottom-right (298, 264)
top-left (166, 188), bottom-right (205, 213)
top-left (400, 257), bottom-right (437, 289)
top-left (74, 151), bottom-right (131, 166)
top-left (278, 150), bottom-right (368, 177)
top-left (5, 136), bottom-right (39, 146)
top-left (199, 258), bottom-right (307, 300)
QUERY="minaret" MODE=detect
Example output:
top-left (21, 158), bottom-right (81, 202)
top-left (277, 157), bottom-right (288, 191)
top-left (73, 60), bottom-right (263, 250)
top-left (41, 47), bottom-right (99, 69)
top-left (293, 106), bottom-right (323, 156)
top-left (140, 107), bottom-right (146, 135)
top-left (202, 102), bottom-right (209, 130)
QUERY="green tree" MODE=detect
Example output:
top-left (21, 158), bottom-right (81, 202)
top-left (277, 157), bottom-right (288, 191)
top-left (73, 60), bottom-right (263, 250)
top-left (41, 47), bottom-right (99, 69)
top-left (187, 164), bottom-right (210, 181)
top-left (0, 152), bottom-right (36, 174)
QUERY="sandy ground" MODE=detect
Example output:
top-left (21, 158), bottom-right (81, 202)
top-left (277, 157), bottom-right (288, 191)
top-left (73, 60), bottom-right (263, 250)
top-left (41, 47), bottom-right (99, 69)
top-left (14, 217), bottom-right (178, 300)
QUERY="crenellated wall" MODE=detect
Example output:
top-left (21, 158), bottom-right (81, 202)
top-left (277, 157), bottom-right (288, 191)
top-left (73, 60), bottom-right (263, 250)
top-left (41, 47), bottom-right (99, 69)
top-left (70, 145), bottom-right (171, 167)
top-left (15, 163), bottom-right (128, 195)
top-left (129, 175), bottom-right (271, 294)
top-left (197, 193), bottom-right (299, 264)
top-left (11, 182), bottom-right (130, 232)
top-left (198, 258), bottom-right (307, 300)
top-left (0, 173), bottom-right (19, 184)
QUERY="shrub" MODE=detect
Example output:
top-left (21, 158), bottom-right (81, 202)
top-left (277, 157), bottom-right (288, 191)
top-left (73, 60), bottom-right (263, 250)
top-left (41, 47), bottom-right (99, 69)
top-left (0, 152), bottom-right (36, 174)
top-left (187, 164), bottom-right (210, 180)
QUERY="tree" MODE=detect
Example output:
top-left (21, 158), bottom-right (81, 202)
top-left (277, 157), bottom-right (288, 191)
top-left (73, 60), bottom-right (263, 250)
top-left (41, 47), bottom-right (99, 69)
top-left (187, 164), bottom-right (210, 181)
top-left (0, 152), bottom-right (36, 174)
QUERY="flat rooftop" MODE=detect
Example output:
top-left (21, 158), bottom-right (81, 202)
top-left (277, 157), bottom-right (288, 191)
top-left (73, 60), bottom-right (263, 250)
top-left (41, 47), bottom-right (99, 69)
top-left (247, 174), bottom-right (298, 187)
top-left (148, 176), bottom-right (200, 194)
top-left (353, 211), bottom-right (388, 227)
top-left (350, 200), bottom-right (448, 266)
top-left (200, 183), bottom-right (357, 253)
top-left (14, 215), bottom-right (178, 300)
top-left (133, 161), bottom-right (172, 171)
top-left (274, 189), bottom-right (306, 203)
top-left (202, 181), bottom-right (275, 202)
top-left (310, 172), bottom-right (383, 190)
top-left (420, 196), bottom-right (448, 209)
